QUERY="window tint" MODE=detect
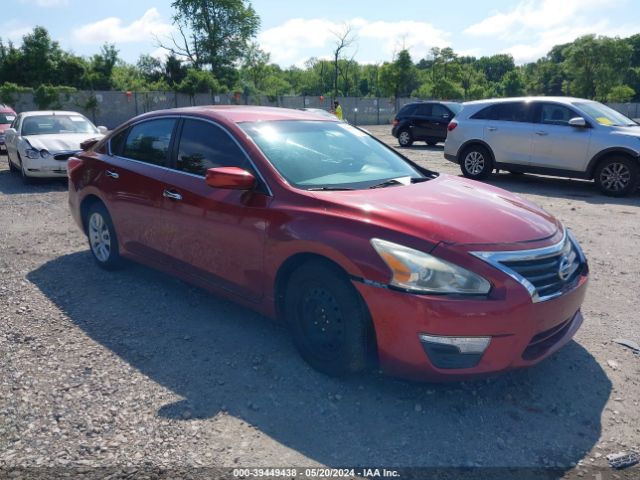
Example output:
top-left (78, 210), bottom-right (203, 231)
top-left (176, 119), bottom-right (247, 176)
top-left (538, 104), bottom-right (576, 125)
top-left (471, 106), bottom-right (493, 120)
top-left (398, 104), bottom-right (416, 116)
top-left (432, 104), bottom-right (450, 117)
top-left (123, 119), bottom-right (175, 166)
top-left (414, 104), bottom-right (432, 116)
top-left (110, 128), bottom-right (128, 156)
top-left (493, 102), bottom-right (530, 122)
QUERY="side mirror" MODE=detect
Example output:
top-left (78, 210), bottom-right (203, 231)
top-left (97, 126), bottom-right (109, 134)
top-left (80, 137), bottom-right (100, 151)
top-left (205, 167), bottom-right (256, 190)
top-left (568, 117), bottom-right (587, 128)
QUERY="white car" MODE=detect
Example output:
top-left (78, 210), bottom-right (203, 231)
top-left (4, 111), bottom-right (106, 182)
top-left (444, 97), bottom-right (640, 196)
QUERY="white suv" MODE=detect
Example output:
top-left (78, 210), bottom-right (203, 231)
top-left (444, 97), bottom-right (640, 196)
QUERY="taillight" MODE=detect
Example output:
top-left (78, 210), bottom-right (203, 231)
top-left (447, 120), bottom-right (458, 132)
top-left (67, 156), bottom-right (83, 174)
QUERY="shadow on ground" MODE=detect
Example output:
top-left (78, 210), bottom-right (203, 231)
top-left (0, 165), bottom-right (68, 195)
top-left (29, 252), bottom-right (611, 468)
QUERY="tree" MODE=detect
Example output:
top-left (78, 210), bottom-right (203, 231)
top-left (159, 0), bottom-right (260, 88)
top-left (475, 54), bottom-right (515, 83)
top-left (241, 42), bottom-right (270, 91)
top-left (177, 69), bottom-right (222, 100)
top-left (607, 85), bottom-right (635, 102)
top-left (86, 44), bottom-right (119, 90)
top-left (501, 70), bottom-right (525, 96)
top-left (330, 25), bottom-right (357, 97)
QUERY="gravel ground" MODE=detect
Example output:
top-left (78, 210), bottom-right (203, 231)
top-left (1, 126), bottom-right (639, 478)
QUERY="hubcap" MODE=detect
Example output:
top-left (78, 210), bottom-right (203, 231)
top-left (300, 287), bottom-right (344, 355)
top-left (600, 163), bottom-right (631, 192)
top-left (399, 131), bottom-right (410, 145)
top-left (464, 151), bottom-right (485, 175)
top-left (88, 212), bottom-right (111, 262)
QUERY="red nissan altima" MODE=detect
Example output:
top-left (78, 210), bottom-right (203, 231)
top-left (68, 106), bottom-right (588, 381)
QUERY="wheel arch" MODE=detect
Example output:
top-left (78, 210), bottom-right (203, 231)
top-left (79, 194), bottom-right (107, 234)
top-left (457, 139), bottom-right (496, 164)
top-left (586, 147), bottom-right (640, 179)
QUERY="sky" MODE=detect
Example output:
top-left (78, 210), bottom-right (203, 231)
top-left (2, 0), bottom-right (638, 67)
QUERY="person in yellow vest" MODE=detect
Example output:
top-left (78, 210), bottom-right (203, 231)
top-left (333, 100), bottom-right (343, 120)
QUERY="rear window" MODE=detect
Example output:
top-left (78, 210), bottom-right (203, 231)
top-left (398, 104), bottom-right (417, 116)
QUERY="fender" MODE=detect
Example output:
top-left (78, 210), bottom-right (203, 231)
top-left (585, 147), bottom-right (640, 179)
top-left (456, 139), bottom-right (496, 163)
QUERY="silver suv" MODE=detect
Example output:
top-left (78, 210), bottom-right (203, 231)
top-left (444, 97), bottom-right (640, 196)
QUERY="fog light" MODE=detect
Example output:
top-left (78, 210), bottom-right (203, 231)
top-left (419, 334), bottom-right (491, 369)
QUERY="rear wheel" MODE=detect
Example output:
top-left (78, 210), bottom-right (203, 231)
top-left (85, 202), bottom-right (123, 270)
top-left (397, 129), bottom-right (413, 147)
top-left (284, 260), bottom-right (373, 376)
top-left (594, 156), bottom-right (638, 197)
top-left (460, 145), bottom-right (493, 180)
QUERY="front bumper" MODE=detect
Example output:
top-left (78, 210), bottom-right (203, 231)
top-left (21, 155), bottom-right (68, 177)
top-left (353, 271), bottom-right (588, 381)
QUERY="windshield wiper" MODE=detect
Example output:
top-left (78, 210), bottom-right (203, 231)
top-left (306, 186), bottom-right (355, 191)
top-left (368, 177), bottom-right (429, 189)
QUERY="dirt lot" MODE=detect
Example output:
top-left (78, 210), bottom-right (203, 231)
top-left (1, 125), bottom-right (639, 478)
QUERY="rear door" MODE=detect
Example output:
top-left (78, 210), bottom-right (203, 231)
top-left (411, 103), bottom-right (433, 139)
top-left (529, 102), bottom-right (592, 172)
top-left (429, 103), bottom-right (453, 140)
top-left (482, 102), bottom-right (534, 165)
top-left (100, 118), bottom-right (177, 260)
top-left (158, 118), bottom-right (270, 301)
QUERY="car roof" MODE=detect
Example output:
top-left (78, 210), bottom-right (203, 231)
top-left (20, 110), bottom-right (87, 117)
top-left (404, 100), bottom-right (461, 106)
top-left (462, 96), bottom-right (590, 106)
top-left (136, 106), bottom-right (339, 124)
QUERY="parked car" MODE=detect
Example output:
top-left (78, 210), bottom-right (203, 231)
top-left (392, 101), bottom-right (462, 147)
top-left (68, 106), bottom-right (588, 381)
top-left (444, 96), bottom-right (640, 196)
top-left (0, 104), bottom-right (17, 155)
top-left (4, 110), bottom-right (106, 182)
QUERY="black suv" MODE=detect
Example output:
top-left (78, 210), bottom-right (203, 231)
top-left (392, 101), bottom-right (462, 147)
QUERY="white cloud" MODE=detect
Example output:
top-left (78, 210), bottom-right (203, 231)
top-left (0, 21), bottom-right (33, 43)
top-left (72, 8), bottom-right (173, 45)
top-left (258, 17), bottom-right (450, 67)
top-left (463, 0), bottom-right (633, 63)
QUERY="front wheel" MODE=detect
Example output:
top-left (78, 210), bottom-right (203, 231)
top-left (7, 152), bottom-right (18, 172)
top-left (397, 129), bottom-right (413, 147)
top-left (460, 145), bottom-right (494, 180)
top-left (284, 261), bottom-right (374, 376)
top-left (86, 203), bottom-right (123, 270)
top-left (594, 156), bottom-right (638, 197)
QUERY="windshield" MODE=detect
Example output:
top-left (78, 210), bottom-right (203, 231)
top-left (241, 120), bottom-right (426, 190)
top-left (0, 113), bottom-right (15, 125)
top-left (573, 101), bottom-right (637, 127)
top-left (21, 114), bottom-right (98, 136)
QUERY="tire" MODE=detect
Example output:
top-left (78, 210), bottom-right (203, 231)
top-left (460, 145), bottom-right (494, 180)
top-left (85, 202), bottom-right (123, 270)
top-left (594, 156), bottom-right (638, 197)
top-left (397, 129), bottom-right (413, 147)
top-left (7, 152), bottom-right (17, 172)
top-left (19, 155), bottom-right (33, 184)
top-left (284, 260), bottom-right (373, 376)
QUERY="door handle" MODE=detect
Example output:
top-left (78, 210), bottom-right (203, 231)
top-left (105, 170), bottom-right (119, 179)
top-left (487, 127), bottom-right (498, 132)
top-left (163, 189), bottom-right (182, 201)
top-left (535, 131), bottom-right (549, 136)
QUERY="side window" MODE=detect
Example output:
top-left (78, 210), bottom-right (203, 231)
top-left (122, 119), bottom-right (176, 166)
top-left (471, 106), bottom-right (494, 120)
top-left (109, 128), bottom-right (128, 156)
top-left (414, 104), bottom-right (432, 116)
top-left (398, 104), bottom-right (416, 116)
top-left (494, 102), bottom-right (530, 122)
top-left (176, 119), bottom-right (248, 176)
top-left (431, 104), bottom-right (450, 118)
top-left (538, 104), bottom-right (576, 126)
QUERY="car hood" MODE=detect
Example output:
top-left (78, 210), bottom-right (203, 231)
top-left (610, 125), bottom-right (640, 138)
top-left (24, 133), bottom-right (104, 152)
top-left (310, 174), bottom-right (561, 246)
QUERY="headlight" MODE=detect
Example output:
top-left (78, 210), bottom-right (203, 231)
top-left (26, 148), bottom-right (40, 159)
top-left (40, 149), bottom-right (51, 159)
top-left (371, 238), bottom-right (491, 295)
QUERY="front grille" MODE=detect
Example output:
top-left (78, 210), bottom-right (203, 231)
top-left (472, 230), bottom-right (586, 302)
top-left (522, 316), bottom-right (574, 360)
top-left (53, 151), bottom-right (79, 161)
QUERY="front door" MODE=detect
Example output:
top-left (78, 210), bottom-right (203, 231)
top-left (159, 118), bottom-right (269, 301)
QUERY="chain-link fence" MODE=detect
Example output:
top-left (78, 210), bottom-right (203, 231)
top-left (8, 90), bottom-right (640, 129)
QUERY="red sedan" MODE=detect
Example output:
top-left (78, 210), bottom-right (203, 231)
top-left (68, 106), bottom-right (588, 381)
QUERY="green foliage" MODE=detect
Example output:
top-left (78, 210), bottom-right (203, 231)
top-left (501, 70), bottom-right (525, 97)
top-left (607, 85), bottom-right (635, 102)
top-left (177, 69), bottom-right (223, 97)
top-left (33, 85), bottom-right (76, 110)
top-left (0, 82), bottom-right (32, 106)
